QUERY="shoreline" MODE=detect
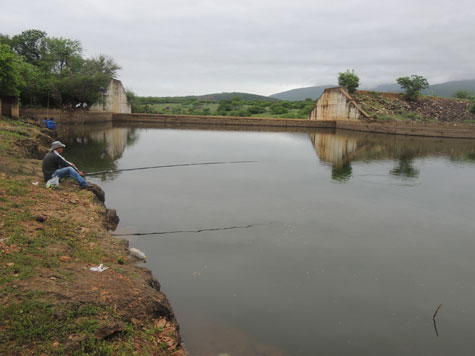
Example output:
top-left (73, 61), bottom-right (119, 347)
top-left (21, 108), bottom-right (475, 139)
top-left (0, 116), bottom-right (186, 355)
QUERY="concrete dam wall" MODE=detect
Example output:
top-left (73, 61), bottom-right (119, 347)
top-left (308, 87), bottom-right (370, 121)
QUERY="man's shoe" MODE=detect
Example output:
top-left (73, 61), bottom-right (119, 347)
top-left (81, 183), bottom-right (105, 203)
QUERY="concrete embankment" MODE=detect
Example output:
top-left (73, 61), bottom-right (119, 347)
top-left (336, 120), bottom-right (475, 139)
top-left (21, 108), bottom-right (475, 139)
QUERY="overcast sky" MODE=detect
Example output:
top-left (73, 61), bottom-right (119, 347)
top-left (1, 0), bottom-right (474, 96)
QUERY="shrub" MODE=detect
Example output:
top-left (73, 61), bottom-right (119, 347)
top-left (454, 90), bottom-right (474, 100)
top-left (338, 69), bottom-right (359, 93)
top-left (396, 75), bottom-right (429, 101)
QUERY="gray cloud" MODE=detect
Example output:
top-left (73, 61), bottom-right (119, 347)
top-left (1, 0), bottom-right (474, 96)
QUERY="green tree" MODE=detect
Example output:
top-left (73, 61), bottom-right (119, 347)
top-left (16, 60), bottom-right (47, 105)
top-left (0, 34), bottom-right (12, 46)
top-left (11, 29), bottom-right (47, 66)
top-left (396, 75), bottom-right (429, 101)
top-left (83, 55), bottom-right (120, 78)
top-left (45, 37), bottom-right (82, 73)
top-left (8, 29), bottom-right (121, 107)
top-left (0, 44), bottom-right (24, 96)
top-left (338, 69), bottom-right (359, 93)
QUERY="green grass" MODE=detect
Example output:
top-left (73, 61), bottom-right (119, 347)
top-left (0, 116), bottom-right (29, 127)
top-left (0, 178), bottom-right (29, 196)
top-left (0, 294), bottom-right (130, 356)
top-left (0, 130), bottom-right (25, 151)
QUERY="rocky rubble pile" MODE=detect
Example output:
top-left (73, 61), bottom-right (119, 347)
top-left (354, 91), bottom-right (475, 123)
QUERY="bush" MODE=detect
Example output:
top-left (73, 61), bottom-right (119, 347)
top-left (469, 104), bottom-right (475, 115)
top-left (454, 90), bottom-right (474, 100)
top-left (338, 69), bottom-right (359, 93)
top-left (396, 75), bottom-right (429, 101)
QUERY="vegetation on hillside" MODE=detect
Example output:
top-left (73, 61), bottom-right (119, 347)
top-left (127, 93), bottom-right (316, 119)
top-left (373, 79), bottom-right (475, 98)
top-left (0, 29), bottom-right (120, 108)
top-left (272, 80), bottom-right (475, 101)
top-left (354, 91), bottom-right (475, 123)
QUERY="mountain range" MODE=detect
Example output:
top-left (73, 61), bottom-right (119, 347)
top-left (269, 85), bottom-right (334, 101)
top-left (192, 92), bottom-right (279, 102)
top-left (269, 79), bottom-right (475, 101)
top-left (149, 80), bottom-right (475, 102)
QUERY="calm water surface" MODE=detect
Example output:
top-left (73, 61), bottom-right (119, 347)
top-left (61, 123), bottom-right (475, 356)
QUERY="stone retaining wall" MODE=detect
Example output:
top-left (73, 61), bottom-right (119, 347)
top-left (114, 113), bottom-right (336, 129)
top-left (20, 108), bottom-right (113, 124)
top-left (336, 120), bottom-right (475, 139)
top-left (17, 109), bottom-right (475, 139)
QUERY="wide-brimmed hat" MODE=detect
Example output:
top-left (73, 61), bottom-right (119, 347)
top-left (50, 141), bottom-right (66, 151)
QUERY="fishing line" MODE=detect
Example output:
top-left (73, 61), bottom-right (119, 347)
top-left (112, 223), bottom-right (270, 237)
top-left (85, 160), bottom-right (259, 176)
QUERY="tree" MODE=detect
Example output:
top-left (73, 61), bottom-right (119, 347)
top-left (11, 29), bottom-right (47, 66)
top-left (0, 44), bottom-right (24, 96)
top-left (45, 37), bottom-right (82, 73)
top-left (83, 55), bottom-right (120, 78)
top-left (0, 34), bottom-right (12, 47)
top-left (7, 29), bottom-right (122, 107)
top-left (338, 69), bottom-right (359, 94)
top-left (16, 60), bottom-right (46, 105)
top-left (396, 75), bottom-right (429, 101)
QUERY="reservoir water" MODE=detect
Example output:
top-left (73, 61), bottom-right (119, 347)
top-left (60, 123), bottom-right (475, 356)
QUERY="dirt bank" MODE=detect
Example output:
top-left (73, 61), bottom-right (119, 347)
top-left (354, 91), bottom-right (475, 123)
top-left (0, 117), bottom-right (186, 355)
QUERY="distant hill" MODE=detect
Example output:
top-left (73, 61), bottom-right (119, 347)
top-left (137, 92), bottom-right (279, 103)
top-left (193, 92), bottom-right (279, 102)
top-left (269, 85), bottom-right (335, 101)
top-left (269, 80), bottom-right (475, 101)
top-left (372, 79), bottom-right (475, 97)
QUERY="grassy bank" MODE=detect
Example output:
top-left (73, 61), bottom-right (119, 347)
top-left (0, 117), bottom-right (185, 356)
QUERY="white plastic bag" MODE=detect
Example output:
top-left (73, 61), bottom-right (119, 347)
top-left (46, 176), bottom-right (59, 188)
top-left (129, 247), bottom-right (147, 261)
top-left (90, 264), bottom-right (109, 272)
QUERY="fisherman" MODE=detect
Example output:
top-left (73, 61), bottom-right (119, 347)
top-left (42, 141), bottom-right (88, 188)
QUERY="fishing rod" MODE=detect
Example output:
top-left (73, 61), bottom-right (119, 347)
top-left (85, 160), bottom-right (259, 176)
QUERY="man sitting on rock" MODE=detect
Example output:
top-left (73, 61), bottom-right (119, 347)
top-left (42, 141), bottom-right (88, 188)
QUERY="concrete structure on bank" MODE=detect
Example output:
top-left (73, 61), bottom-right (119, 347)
top-left (90, 79), bottom-right (131, 114)
top-left (308, 87), bottom-right (370, 121)
top-left (18, 109), bottom-right (475, 139)
top-left (0, 96), bottom-right (20, 119)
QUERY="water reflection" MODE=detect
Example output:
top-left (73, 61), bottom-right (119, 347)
top-left (331, 161), bottom-right (353, 182)
top-left (390, 154), bottom-right (420, 179)
top-left (309, 131), bottom-right (475, 182)
top-left (57, 123), bottom-right (139, 181)
top-left (58, 123), bottom-right (475, 185)
top-left (54, 122), bottom-right (475, 356)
